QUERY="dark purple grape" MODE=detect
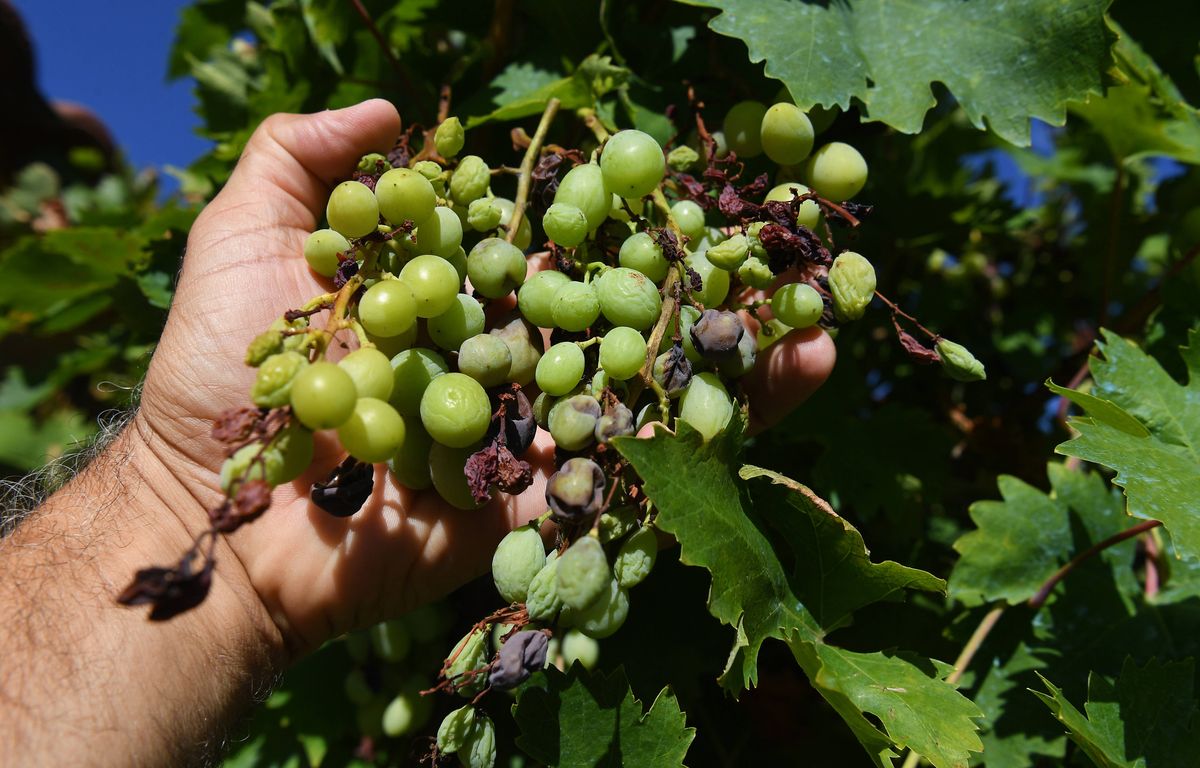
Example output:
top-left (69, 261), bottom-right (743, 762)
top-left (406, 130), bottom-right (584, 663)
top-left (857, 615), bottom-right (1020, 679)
top-left (488, 630), bottom-right (549, 690)
top-left (594, 403), bottom-right (635, 443)
top-left (652, 345), bottom-right (693, 396)
top-left (689, 309), bottom-right (744, 361)
top-left (546, 458), bottom-right (606, 522)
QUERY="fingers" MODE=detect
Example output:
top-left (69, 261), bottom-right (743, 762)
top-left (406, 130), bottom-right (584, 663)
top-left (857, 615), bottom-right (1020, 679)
top-left (742, 326), bottom-right (835, 433)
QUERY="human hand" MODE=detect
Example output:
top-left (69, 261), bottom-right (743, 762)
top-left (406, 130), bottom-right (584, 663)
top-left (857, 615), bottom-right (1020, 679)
top-left (133, 100), bottom-right (836, 658)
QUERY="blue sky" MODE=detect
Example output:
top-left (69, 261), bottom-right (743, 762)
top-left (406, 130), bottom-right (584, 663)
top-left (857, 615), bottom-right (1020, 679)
top-left (13, 0), bottom-right (210, 191)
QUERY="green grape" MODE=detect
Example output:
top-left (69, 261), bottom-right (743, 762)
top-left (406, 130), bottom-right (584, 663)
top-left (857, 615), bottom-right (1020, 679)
top-left (245, 329), bottom-right (284, 367)
top-left (827, 251), bottom-right (876, 321)
top-left (568, 577), bottom-right (629, 639)
top-left (343, 668), bottom-right (373, 704)
top-left (549, 394), bottom-right (601, 451)
top-left (434, 116), bottom-right (465, 158)
top-left (718, 326), bottom-right (758, 378)
top-left (772, 282), bottom-right (824, 329)
top-left (618, 231), bottom-right (668, 282)
top-left (460, 713), bottom-right (496, 768)
top-left (764, 182), bottom-right (821, 230)
top-left (678, 372), bottom-right (733, 442)
top-left (805, 141), bottom-right (868, 201)
top-left (532, 391), bottom-right (555, 429)
top-left (326, 180), bottom-right (380, 238)
top-left (670, 199), bottom-right (706, 242)
top-left (218, 422), bottom-right (313, 492)
top-left (251, 351), bottom-right (307, 409)
top-left (556, 536), bottom-right (610, 611)
top-left (600, 130), bottom-right (665, 199)
top-left (760, 102), bottom-right (815, 165)
top-left (415, 206), bottom-right (463, 258)
top-left (466, 237), bottom-right (527, 299)
top-left (493, 197), bottom-right (532, 250)
top-left (413, 159), bottom-right (444, 186)
top-left (525, 557), bottom-right (562, 622)
top-left (375, 167), bottom-right (436, 226)
top-left (491, 524), bottom-right (546, 604)
top-left (446, 627), bottom-right (490, 697)
top-left (389, 347), bottom-right (448, 416)
top-left (419, 372), bottom-right (491, 448)
top-left (371, 619), bottom-right (411, 662)
top-left (489, 313), bottom-right (543, 386)
top-left (542, 202), bottom-right (589, 247)
top-left (337, 397), bottom-right (406, 463)
top-left (561, 629), bottom-right (600, 670)
top-left (685, 249), bottom-right (730, 308)
top-left (457, 334), bottom-right (512, 388)
top-left (554, 163), bottom-right (610, 231)
top-left (705, 234), bottom-right (749, 271)
top-left (599, 327), bottom-right (647, 381)
top-left (467, 197), bottom-right (503, 231)
top-left (536, 341), bottom-right (585, 396)
top-left (446, 245), bottom-right (468, 284)
top-left (598, 505), bottom-right (638, 544)
top-left (399, 254), bottom-right (460, 317)
top-left (711, 129), bottom-right (729, 157)
top-left (658, 304), bottom-right (703, 363)
top-left (551, 281), bottom-right (600, 332)
top-left (388, 421), bottom-right (434, 490)
top-left (338, 347), bottom-right (395, 401)
top-left (738, 255), bottom-right (774, 290)
top-left (449, 155), bottom-right (490, 205)
top-left (429, 441), bottom-right (483, 510)
top-left (517, 270), bottom-right (571, 328)
top-left (936, 338), bottom-right (987, 382)
top-left (290, 361), bottom-right (358, 430)
top-left (427, 293), bottom-right (485, 350)
top-left (303, 229), bottom-right (349, 277)
top-left (595, 267), bottom-right (661, 330)
top-left (614, 526), bottom-right (657, 588)
top-left (608, 192), bottom-right (644, 222)
top-left (437, 705), bottom-right (476, 754)
top-left (382, 690), bottom-right (422, 737)
top-left (667, 144), bottom-right (700, 172)
top-left (358, 279), bottom-right (417, 338)
top-left (723, 100), bottom-right (767, 158)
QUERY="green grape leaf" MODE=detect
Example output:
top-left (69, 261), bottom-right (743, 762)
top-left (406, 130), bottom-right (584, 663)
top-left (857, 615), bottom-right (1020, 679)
top-left (513, 665), bottom-right (694, 768)
top-left (790, 641), bottom-right (984, 768)
top-left (1055, 329), bottom-right (1200, 562)
top-left (0, 409), bottom-right (92, 471)
top-left (678, 0), bottom-right (1114, 145)
top-left (1033, 658), bottom-right (1200, 768)
top-left (298, 0), bottom-right (346, 76)
top-left (468, 55), bottom-right (630, 126)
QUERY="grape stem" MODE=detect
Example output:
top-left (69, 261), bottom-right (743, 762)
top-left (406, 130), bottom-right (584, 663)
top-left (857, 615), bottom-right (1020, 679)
top-left (505, 97), bottom-right (561, 245)
top-left (873, 290), bottom-right (940, 341)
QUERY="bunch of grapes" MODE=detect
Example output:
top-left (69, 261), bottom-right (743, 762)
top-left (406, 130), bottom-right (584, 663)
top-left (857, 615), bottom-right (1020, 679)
top-left (122, 91), bottom-right (984, 766)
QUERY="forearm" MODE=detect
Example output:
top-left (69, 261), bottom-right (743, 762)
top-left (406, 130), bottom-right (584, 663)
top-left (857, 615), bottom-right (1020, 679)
top-left (0, 420), bottom-right (283, 766)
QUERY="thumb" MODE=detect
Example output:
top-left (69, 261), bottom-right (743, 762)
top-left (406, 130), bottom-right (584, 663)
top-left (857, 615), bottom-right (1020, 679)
top-left (208, 99), bottom-right (402, 232)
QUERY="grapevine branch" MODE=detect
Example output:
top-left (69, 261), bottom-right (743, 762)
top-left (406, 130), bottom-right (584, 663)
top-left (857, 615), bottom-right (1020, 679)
top-left (505, 97), bottom-right (560, 244)
top-left (1028, 519), bottom-right (1162, 609)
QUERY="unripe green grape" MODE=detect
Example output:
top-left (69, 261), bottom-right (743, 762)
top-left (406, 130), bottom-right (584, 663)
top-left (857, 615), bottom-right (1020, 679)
top-left (434, 116), bottom-right (465, 158)
top-left (598, 505), bottom-right (638, 544)
top-left (805, 141), bottom-right (868, 201)
top-left (338, 347), bottom-right (395, 401)
top-left (723, 100), bottom-right (767, 158)
top-left (466, 237), bottom-right (527, 299)
top-left (388, 421), bottom-right (434, 490)
top-left (561, 630), bottom-right (600, 670)
top-left (327, 180), bottom-right (380, 238)
top-left (596, 267), bottom-right (661, 330)
top-left (772, 282), bottom-right (824, 329)
top-left (671, 199), bottom-right (706, 242)
top-left (251, 351), bottom-right (307, 409)
top-left (437, 705), bottom-right (476, 754)
top-left (291, 361), bottom-right (358, 430)
top-left (568, 577), bottom-right (629, 639)
top-left (399, 254), bottom-right (460, 317)
top-left (429, 441), bottom-right (484, 510)
top-left (599, 327), bottom-right (647, 381)
top-left (517, 270), bottom-right (571, 328)
top-left (760, 102), bottom-right (815, 165)
top-left (303, 229), bottom-right (349, 277)
top-left (706, 234), bottom-right (749, 271)
top-left (685, 249), bottom-right (730, 308)
top-left (618, 231), bottom-right (668, 282)
top-left (376, 168), bottom-right (436, 226)
top-left (614, 526), bottom-right (657, 588)
top-left (371, 619), bottom-right (410, 662)
top-left (338, 397), bottom-right (406, 463)
top-left (389, 347), bottom-right (448, 416)
top-left (427, 293), bottom-right (485, 350)
top-left (446, 627), bottom-right (490, 697)
top-left (555, 162), bottom-right (611, 230)
top-left (467, 197), bottom-right (503, 231)
top-left (382, 689), bottom-right (422, 737)
top-left (936, 338), bottom-right (987, 382)
top-left (711, 129), bottom-right (729, 158)
top-left (416, 206), bottom-right (463, 258)
top-left (600, 130), bottom-right (665, 199)
top-left (245, 329), bottom-right (284, 367)
top-left (489, 313), bottom-right (543, 386)
top-left (738, 255), bottom-right (775, 290)
top-left (525, 557), bottom-right (563, 622)
top-left (493, 198), bottom-right (532, 250)
top-left (548, 394), bottom-right (601, 451)
top-left (413, 159), bottom-right (443, 182)
top-left (420, 372), bottom-right (491, 448)
top-left (446, 245), bottom-right (468, 284)
top-left (461, 713), bottom-right (496, 768)
top-left (457, 334), bottom-right (512, 388)
top-left (678, 372), bottom-right (733, 441)
top-left (542, 202), bottom-right (589, 247)
top-left (608, 192), bottom-right (644, 222)
top-left (667, 144), bottom-right (700, 172)
top-left (449, 155), bottom-right (490, 205)
top-left (765, 182), bottom-right (820, 230)
top-left (551, 281), bottom-right (600, 332)
top-left (358, 279), bottom-right (417, 338)
top-left (827, 251), bottom-right (876, 321)
top-left (532, 391), bottom-right (555, 429)
top-left (536, 341), bottom-right (586, 396)
top-left (492, 525), bottom-right (547, 604)
top-left (556, 536), bottom-right (610, 611)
